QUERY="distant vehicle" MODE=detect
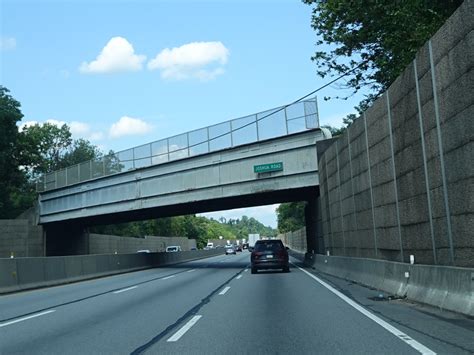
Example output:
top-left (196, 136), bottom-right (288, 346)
top-left (166, 246), bottom-right (182, 252)
top-left (190, 247), bottom-right (197, 251)
top-left (235, 245), bottom-right (242, 252)
top-left (250, 239), bottom-right (289, 274)
top-left (225, 244), bottom-right (236, 255)
top-left (248, 233), bottom-right (260, 251)
top-left (204, 242), bottom-right (214, 250)
top-left (242, 243), bottom-right (249, 250)
top-left (136, 249), bottom-right (151, 253)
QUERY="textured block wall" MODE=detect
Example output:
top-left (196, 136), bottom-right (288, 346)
top-left (0, 220), bottom-right (44, 258)
top-left (88, 233), bottom-right (196, 254)
top-left (318, 0), bottom-right (473, 267)
top-left (279, 228), bottom-right (307, 253)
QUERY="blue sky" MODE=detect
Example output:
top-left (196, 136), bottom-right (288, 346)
top-left (1, 0), bottom-right (366, 228)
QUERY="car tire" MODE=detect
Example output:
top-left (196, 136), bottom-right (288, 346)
top-left (283, 266), bottom-right (290, 273)
top-left (251, 267), bottom-right (257, 274)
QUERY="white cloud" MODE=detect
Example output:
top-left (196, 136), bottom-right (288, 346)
top-left (18, 120), bottom-right (39, 131)
top-left (109, 116), bottom-right (153, 138)
top-left (0, 36), bottom-right (16, 51)
top-left (46, 119), bottom-right (67, 127)
top-left (148, 41), bottom-right (229, 81)
top-left (18, 119), bottom-right (70, 131)
top-left (89, 132), bottom-right (105, 141)
top-left (80, 37), bottom-right (146, 74)
top-left (18, 119), bottom-right (104, 142)
top-left (68, 121), bottom-right (89, 135)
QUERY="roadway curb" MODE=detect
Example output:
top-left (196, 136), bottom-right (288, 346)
top-left (289, 251), bottom-right (473, 317)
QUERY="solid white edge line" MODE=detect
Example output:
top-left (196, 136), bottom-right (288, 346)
top-left (0, 310), bottom-right (56, 328)
top-left (113, 286), bottom-right (138, 294)
top-left (187, 269), bottom-right (196, 273)
top-left (293, 264), bottom-right (436, 355)
top-left (236, 275), bottom-right (242, 279)
top-left (244, 269), bottom-right (249, 272)
top-left (218, 286), bottom-right (231, 295)
top-left (167, 315), bottom-right (202, 342)
top-left (162, 275), bottom-right (175, 280)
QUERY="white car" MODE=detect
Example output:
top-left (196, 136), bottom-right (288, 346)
top-left (225, 245), bottom-right (236, 255)
top-left (166, 246), bottom-right (182, 252)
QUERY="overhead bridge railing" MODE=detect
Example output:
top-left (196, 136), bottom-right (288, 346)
top-left (36, 98), bottom-right (319, 192)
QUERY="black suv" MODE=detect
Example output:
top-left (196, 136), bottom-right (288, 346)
top-left (250, 239), bottom-right (289, 274)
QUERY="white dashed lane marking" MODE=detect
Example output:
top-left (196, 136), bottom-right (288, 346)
top-left (218, 287), bottom-right (231, 295)
top-left (0, 310), bottom-right (56, 328)
top-left (167, 315), bottom-right (202, 342)
top-left (113, 286), bottom-right (138, 294)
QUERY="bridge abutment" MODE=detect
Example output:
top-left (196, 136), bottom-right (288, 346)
top-left (45, 223), bottom-right (89, 256)
top-left (304, 194), bottom-right (325, 263)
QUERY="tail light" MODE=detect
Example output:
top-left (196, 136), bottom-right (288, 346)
top-left (251, 251), bottom-right (263, 260)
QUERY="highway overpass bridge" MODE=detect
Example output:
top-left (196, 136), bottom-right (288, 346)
top-left (36, 99), bottom-right (331, 255)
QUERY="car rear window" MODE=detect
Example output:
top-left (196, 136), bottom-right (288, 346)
top-left (254, 240), bottom-right (284, 252)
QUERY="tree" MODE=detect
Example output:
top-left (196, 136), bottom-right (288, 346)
top-left (276, 202), bottom-right (306, 233)
top-left (304, 0), bottom-right (463, 117)
top-left (0, 86), bottom-right (24, 217)
top-left (18, 123), bottom-right (72, 179)
top-left (18, 123), bottom-right (104, 180)
top-left (59, 139), bottom-right (102, 169)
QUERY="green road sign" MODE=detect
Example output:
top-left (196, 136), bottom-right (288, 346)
top-left (254, 162), bottom-right (283, 173)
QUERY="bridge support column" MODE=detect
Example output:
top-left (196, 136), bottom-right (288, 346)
top-left (44, 222), bottom-right (89, 256)
top-left (305, 193), bottom-right (323, 254)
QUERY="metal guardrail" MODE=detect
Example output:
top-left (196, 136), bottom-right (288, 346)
top-left (37, 98), bottom-right (319, 192)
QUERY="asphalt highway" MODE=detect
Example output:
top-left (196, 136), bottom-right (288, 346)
top-left (0, 252), bottom-right (472, 354)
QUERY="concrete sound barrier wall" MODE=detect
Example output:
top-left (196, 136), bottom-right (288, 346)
top-left (317, 0), bottom-right (474, 267)
top-left (0, 249), bottom-right (223, 294)
top-left (305, 254), bottom-right (473, 317)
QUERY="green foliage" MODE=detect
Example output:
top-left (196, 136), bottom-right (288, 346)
top-left (0, 86), bottom-right (24, 217)
top-left (18, 123), bottom-right (104, 181)
top-left (276, 202), bottom-right (306, 233)
top-left (304, 0), bottom-right (462, 119)
top-left (0, 86), bottom-right (104, 216)
top-left (60, 139), bottom-right (103, 169)
top-left (18, 123), bottom-right (72, 178)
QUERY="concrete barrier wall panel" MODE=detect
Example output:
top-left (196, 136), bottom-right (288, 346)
top-left (81, 256), bottom-right (98, 275)
top-left (16, 259), bottom-right (46, 289)
top-left (0, 259), bottom-right (19, 292)
top-left (64, 257), bottom-right (83, 279)
top-left (312, 254), bottom-right (472, 316)
top-left (0, 250), bottom-right (223, 294)
top-left (43, 257), bottom-right (67, 282)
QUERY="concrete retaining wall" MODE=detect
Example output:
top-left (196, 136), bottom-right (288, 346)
top-left (279, 228), bottom-right (307, 253)
top-left (0, 220), bottom-right (198, 257)
top-left (0, 220), bottom-right (44, 258)
top-left (88, 233), bottom-right (196, 254)
top-left (317, 0), bottom-right (474, 267)
top-left (303, 254), bottom-right (473, 316)
top-left (0, 249), bottom-right (222, 294)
